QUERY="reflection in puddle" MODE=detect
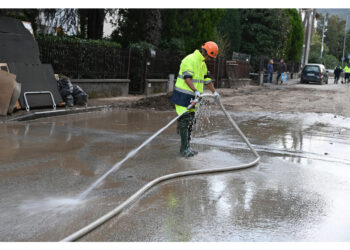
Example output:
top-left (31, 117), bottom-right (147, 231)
top-left (1, 109), bottom-right (350, 241)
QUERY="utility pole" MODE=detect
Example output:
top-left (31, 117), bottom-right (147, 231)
top-left (342, 15), bottom-right (348, 67)
top-left (304, 9), bottom-right (314, 65)
top-left (300, 9), bottom-right (310, 68)
top-left (320, 16), bottom-right (327, 58)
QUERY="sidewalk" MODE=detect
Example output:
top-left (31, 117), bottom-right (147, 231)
top-left (1, 93), bottom-right (168, 123)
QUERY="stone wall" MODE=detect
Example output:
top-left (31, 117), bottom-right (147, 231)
top-left (144, 79), bottom-right (169, 96)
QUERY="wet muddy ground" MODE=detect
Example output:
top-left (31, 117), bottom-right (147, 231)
top-left (1, 101), bottom-right (350, 241)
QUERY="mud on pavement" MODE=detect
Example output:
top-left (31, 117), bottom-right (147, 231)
top-left (101, 83), bottom-right (350, 117)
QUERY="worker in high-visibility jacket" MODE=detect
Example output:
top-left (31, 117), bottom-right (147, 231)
top-left (170, 41), bottom-right (220, 157)
top-left (343, 63), bottom-right (350, 84)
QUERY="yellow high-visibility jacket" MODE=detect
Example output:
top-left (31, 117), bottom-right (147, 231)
top-left (343, 65), bottom-right (350, 73)
top-left (170, 50), bottom-right (212, 108)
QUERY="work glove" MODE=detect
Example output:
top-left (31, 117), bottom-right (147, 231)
top-left (195, 90), bottom-right (201, 99)
top-left (213, 91), bottom-right (220, 102)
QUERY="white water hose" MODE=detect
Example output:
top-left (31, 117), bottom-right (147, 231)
top-left (61, 94), bottom-right (260, 242)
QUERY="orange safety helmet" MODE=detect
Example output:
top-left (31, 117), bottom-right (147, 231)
top-left (202, 41), bottom-right (219, 58)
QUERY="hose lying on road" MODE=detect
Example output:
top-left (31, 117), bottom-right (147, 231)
top-left (60, 95), bottom-right (260, 242)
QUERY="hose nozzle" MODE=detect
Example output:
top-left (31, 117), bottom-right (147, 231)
top-left (187, 97), bottom-right (202, 109)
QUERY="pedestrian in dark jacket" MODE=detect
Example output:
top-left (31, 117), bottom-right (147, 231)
top-left (276, 59), bottom-right (287, 84)
top-left (267, 59), bottom-right (274, 83)
top-left (334, 65), bottom-right (342, 84)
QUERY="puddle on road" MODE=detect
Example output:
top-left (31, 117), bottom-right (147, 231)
top-left (1, 108), bottom-right (350, 241)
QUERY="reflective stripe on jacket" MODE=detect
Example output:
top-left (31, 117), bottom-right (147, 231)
top-left (170, 50), bottom-right (211, 107)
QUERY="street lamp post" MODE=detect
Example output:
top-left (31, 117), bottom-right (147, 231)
top-left (342, 15), bottom-right (348, 66)
top-left (320, 16), bottom-right (327, 59)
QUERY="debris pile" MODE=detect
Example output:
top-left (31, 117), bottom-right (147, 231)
top-left (0, 70), bottom-right (21, 115)
top-left (57, 75), bottom-right (88, 107)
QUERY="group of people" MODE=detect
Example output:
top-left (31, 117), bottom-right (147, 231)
top-left (334, 64), bottom-right (350, 84)
top-left (267, 59), bottom-right (288, 84)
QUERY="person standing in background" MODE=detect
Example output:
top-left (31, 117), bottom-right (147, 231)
top-left (276, 59), bottom-right (287, 84)
top-left (267, 59), bottom-right (274, 84)
top-left (334, 65), bottom-right (342, 84)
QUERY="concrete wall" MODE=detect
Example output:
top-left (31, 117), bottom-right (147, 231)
top-left (71, 79), bottom-right (130, 98)
top-left (144, 79), bottom-right (169, 96)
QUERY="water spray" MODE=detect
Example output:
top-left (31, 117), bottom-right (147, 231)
top-left (61, 94), bottom-right (260, 242)
top-left (76, 97), bottom-right (202, 200)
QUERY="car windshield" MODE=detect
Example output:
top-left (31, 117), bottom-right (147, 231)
top-left (304, 66), bottom-right (320, 72)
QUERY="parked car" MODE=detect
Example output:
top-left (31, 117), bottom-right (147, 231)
top-left (300, 64), bottom-right (328, 84)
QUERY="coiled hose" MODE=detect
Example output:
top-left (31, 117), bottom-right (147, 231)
top-left (61, 95), bottom-right (260, 242)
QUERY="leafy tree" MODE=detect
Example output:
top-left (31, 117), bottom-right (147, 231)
top-left (159, 9), bottom-right (224, 53)
top-left (323, 54), bottom-right (341, 68)
top-left (317, 14), bottom-right (346, 61)
top-left (309, 31), bottom-right (340, 68)
top-left (112, 9), bottom-right (224, 52)
top-left (309, 32), bottom-right (325, 63)
top-left (216, 9), bottom-right (241, 57)
top-left (284, 9), bottom-right (304, 62)
top-left (344, 30), bottom-right (350, 64)
top-left (213, 27), bottom-right (232, 57)
top-left (111, 9), bottom-right (162, 47)
top-left (239, 9), bottom-right (289, 58)
top-left (78, 9), bottom-right (106, 39)
top-left (41, 9), bottom-right (108, 39)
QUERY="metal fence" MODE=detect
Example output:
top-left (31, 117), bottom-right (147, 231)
top-left (232, 51), bottom-right (251, 62)
top-left (127, 49), bottom-right (184, 93)
top-left (39, 38), bottom-right (301, 93)
top-left (254, 56), bottom-right (301, 74)
top-left (38, 40), bottom-right (131, 79)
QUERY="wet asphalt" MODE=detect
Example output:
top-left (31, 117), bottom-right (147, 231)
top-left (1, 105), bottom-right (350, 241)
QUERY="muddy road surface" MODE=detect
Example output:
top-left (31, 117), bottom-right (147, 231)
top-left (1, 100), bottom-right (350, 241)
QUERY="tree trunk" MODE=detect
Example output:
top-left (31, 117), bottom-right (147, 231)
top-left (87, 9), bottom-right (105, 39)
top-left (78, 9), bottom-right (88, 38)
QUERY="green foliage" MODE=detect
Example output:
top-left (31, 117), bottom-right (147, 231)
top-left (36, 35), bottom-right (123, 79)
top-left (240, 9), bottom-right (290, 58)
top-left (212, 28), bottom-right (232, 57)
top-left (217, 9), bottom-right (241, 57)
top-left (345, 31), bottom-right (350, 64)
top-left (323, 54), bottom-right (341, 68)
top-left (129, 41), bottom-right (155, 50)
top-left (317, 14), bottom-right (346, 61)
top-left (158, 38), bottom-right (186, 56)
top-left (37, 34), bottom-right (121, 48)
top-left (284, 9), bottom-right (304, 61)
top-left (159, 9), bottom-right (225, 53)
top-left (309, 32), bottom-right (324, 62)
top-left (309, 32), bottom-right (340, 68)
top-left (111, 9), bottom-right (162, 48)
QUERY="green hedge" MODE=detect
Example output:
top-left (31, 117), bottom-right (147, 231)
top-left (37, 35), bottom-right (122, 48)
top-left (36, 35), bottom-right (129, 79)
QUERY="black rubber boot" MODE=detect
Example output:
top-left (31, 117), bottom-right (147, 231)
top-left (177, 112), bottom-right (197, 157)
top-left (187, 112), bottom-right (198, 155)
